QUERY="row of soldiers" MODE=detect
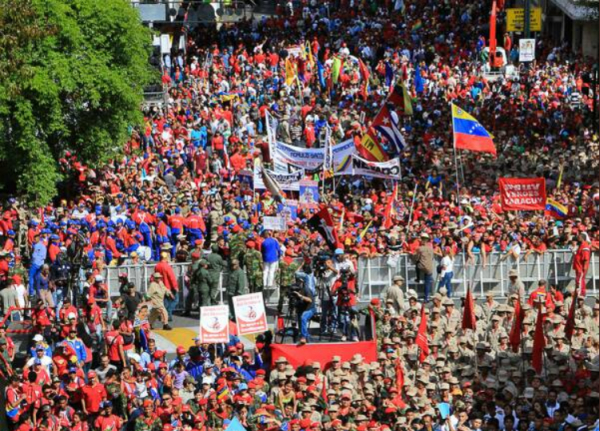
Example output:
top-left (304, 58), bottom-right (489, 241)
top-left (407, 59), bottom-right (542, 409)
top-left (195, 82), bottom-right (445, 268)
top-left (184, 232), bottom-right (303, 315)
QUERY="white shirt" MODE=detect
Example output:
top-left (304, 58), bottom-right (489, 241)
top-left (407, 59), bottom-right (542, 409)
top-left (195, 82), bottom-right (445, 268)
top-left (440, 256), bottom-right (454, 276)
top-left (26, 355), bottom-right (54, 376)
top-left (14, 283), bottom-right (26, 307)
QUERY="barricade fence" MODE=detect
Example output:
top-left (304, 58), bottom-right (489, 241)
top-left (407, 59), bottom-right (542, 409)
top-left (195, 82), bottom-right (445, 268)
top-left (103, 250), bottom-right (599, 308)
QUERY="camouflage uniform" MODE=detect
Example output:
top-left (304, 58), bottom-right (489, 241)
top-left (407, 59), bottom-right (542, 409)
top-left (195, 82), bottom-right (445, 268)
top-left (277, 259), bottom-right (301, 314)
top-left (134, 413), bottom-right (162, 431)
top-left (196, 260), bottom-right (212, 306)
top-left (228, 233), bottom-right (246, 263)
top-left (206, 251), bottom-right (226, 303)
top-left (185, 259), bottom-right (202, 314)
top-left (243, 248), bottom-right (263, 293)
top-left (227, 266), bottom-right (247, 316)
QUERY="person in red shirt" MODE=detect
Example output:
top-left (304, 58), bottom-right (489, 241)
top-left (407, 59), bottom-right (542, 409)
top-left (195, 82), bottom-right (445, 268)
top-left (573, 233), bottom-right (591, 296)
top-left (155, 252), bottom-right (179, 320)
top-left (81, 371), bottom-right (107, 419)
top-left (93, 401), bottom-right (122, 431)
top-left (211, 131), bottom-right (225, 159)
top-left (105, 321), bottom-right (126, 371)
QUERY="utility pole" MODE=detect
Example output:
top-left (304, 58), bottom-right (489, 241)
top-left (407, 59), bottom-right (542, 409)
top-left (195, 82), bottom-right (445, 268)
top-left (524, 0), bottom-right (531, 38)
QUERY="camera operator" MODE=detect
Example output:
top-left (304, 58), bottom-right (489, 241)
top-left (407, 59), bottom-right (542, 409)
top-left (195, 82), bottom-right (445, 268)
top-left (293, 262), bottom-right (317, 343)
top-left (328, 248), bottom-right (357, 341)
top-left (50, 252), bottom-right (71, 314)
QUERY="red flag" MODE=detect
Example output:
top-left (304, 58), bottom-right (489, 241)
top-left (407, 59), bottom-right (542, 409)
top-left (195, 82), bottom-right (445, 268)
top-left (321, 375), bottom-right (328, 401)
top-left (461, 287), bottom-right (477, 330)
top-left (489, 0), bottom-right (497, 68)
top-left (509, 300), bottom-right (524, 353)
top-left (307, 206), bottom-right (340, 251)
top-left (382, 184), bottom-right (398, 230)
top-left (358, 59), bottom-right (370, 101)
top-left (416, 306), bottom-right (429, 362)
top-left (564, 289), bottom-right (578, 341)
top-left (498, 178), bottom-right (547, 211)
top-left (387, 84), bottom-right (413, 116)
top-left (395, 359), bottom-right (404, 392)
top-left (531, 308), bottom-right (546, 374)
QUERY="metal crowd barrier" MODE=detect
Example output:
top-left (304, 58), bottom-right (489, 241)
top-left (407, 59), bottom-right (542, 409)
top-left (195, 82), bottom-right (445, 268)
top-left (103, 250), bottom-right (599, 306)
top-left (357, 250), bottom-right (599, 300)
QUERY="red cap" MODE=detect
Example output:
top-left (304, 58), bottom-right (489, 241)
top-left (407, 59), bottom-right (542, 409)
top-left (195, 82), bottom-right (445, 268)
top-left (242, 352), bottom-right (251, 358)
top-left (176, 346), bottom-right (186, 355)
top-left (87, 371), bottom-right (97, 378)
top-left (143, 399), bottom-right (154, 407)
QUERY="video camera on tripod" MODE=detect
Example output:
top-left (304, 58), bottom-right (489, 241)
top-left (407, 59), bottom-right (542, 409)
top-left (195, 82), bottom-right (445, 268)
top-left (336, 268), bottom-right (353, 306)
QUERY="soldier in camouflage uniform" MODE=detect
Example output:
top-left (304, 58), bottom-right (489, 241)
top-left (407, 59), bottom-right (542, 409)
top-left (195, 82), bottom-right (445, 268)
top-left (196, 259), bottom-right (212, 306)
top-left (206, 245), bottom-right (226, 304)
top-left (228, 230), bottom-right (247, 264)
top-left (277, 255), bottom-right (301, 315)
top-left (184, 252), bottom-right (202, 316)
top-left (227, 259), bottom-right (246, 316)
top-left (134, 400), bottom-right (162, 431)
top-left (243, 241), bottom-right (263, 294)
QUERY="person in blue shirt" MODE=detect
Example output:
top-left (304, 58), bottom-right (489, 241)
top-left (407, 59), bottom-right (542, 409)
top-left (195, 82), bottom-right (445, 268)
top-left (260, 230), bottom-right (281, 290)
top-left (63, 327), bottom-right (87, 366)
top-left (29, 233), bottom-right (47, 295)
top-left (294, 263), bottom-right (317, 343)
top-left (35, 265), bottom-right (52, 307)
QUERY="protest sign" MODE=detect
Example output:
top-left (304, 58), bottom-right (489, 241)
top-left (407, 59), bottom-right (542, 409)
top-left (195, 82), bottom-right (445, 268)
top-left (499, 177), bottom-right (546, 211)
top-left (263, 216), bottom-right (287, 231)
top-left (233, 293), bottom-right (269, 335)
top-left (299, 180), bottom-right (319, 206)
top-left (199, 305), bottom-right (230, 343)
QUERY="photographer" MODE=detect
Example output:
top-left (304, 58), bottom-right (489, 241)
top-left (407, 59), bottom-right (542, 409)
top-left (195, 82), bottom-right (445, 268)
top-left (328, 248), bottom-right (357, 341)
top-left (294, 263), bottom-right (317, 343)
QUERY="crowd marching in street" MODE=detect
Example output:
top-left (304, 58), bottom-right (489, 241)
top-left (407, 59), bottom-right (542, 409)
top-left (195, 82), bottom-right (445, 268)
top-left (0, 0), bottom-right (597, 431)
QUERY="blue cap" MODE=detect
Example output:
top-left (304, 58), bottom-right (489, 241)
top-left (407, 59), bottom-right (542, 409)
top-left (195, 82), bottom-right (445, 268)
top-left (334, 248), bottom-right (344, 255)
top-left (7, 230), bottom-right (14, 235)
top-left (238, 383), bottom-right (248, 390)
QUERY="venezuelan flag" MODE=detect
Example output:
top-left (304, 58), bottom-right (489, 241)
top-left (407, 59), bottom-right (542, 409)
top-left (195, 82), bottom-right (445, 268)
top-left (545, 198), bottom-right (568, 219)
top-left (285, 58), bottom-right (297, 86)
top-left (451, 104), bottom-right (496, 156)
top-left (412, 19), bottom-right (423, 31)
top-left (217, 385), bottom-right (230, 400)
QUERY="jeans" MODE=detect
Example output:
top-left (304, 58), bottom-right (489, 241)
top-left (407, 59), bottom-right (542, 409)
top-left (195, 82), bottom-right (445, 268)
top-left (28, 263), bottom-right (42, 295)
top-left (423, 273), bottom-right (433, 301)
top-left (338, 306), bottom-right (357, 339)
top-left (164, 295), bottom-right (178, 320)
top-left (438, 272), bottom-right (454, 297)
top-left (299, 307), bottom-right (316, 342)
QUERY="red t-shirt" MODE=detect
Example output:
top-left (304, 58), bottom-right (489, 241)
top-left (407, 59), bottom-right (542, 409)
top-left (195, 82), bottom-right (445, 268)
top-left (81, 383), bottom-right (107, 414)
top-left (105, 330), bottom-right (124, 362)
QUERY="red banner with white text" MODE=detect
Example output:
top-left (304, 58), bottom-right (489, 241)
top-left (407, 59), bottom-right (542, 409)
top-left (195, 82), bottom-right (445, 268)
top-left (270, 341), bottom-right (378, 369)
top-left (499, 177), bottom-right (546, 211)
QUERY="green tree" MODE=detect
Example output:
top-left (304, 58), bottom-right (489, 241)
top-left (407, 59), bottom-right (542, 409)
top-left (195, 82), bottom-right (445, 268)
top-left (0, 0), bottom-right (156, 204)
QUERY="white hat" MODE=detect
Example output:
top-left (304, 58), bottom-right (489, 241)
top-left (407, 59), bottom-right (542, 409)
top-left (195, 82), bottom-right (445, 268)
top-left (127, 352), bottom-right (141, 362)
top-left (95, 275), bottom-right (104, 282)
top-left (67, 312), bottom-right (76, 320)
top-left (33, 334), bottom-right (44, 342)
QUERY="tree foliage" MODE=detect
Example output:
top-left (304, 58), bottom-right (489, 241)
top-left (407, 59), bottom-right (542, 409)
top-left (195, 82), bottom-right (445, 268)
top-left (0, 0), bottom-right (155, 204)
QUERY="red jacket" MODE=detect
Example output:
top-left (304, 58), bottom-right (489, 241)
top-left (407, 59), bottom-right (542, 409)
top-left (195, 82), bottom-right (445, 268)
top-left (154, 261), bottom-right (178, 292)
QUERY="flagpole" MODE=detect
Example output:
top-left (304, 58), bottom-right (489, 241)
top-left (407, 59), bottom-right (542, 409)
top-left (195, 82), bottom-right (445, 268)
top-left (451, 103), bottom-right (469, 295)
top-left (406, 182), bottom-right (419, 229)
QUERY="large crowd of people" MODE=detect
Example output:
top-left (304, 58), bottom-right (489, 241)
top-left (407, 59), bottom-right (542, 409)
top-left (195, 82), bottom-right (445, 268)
top-left (0, 0), bottom-right (598, 430)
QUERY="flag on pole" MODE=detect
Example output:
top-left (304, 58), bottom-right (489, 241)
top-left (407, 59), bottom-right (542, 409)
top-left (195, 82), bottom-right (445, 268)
top-left (395, 359), bottom-right (404, 392)
top-left (564, 288), bottom-right (578, 341)
top-left (451, 103), bottom-right (496, 156)
top-left (489, 0), bottom-right (497, 68)
top-left (545, 198), bottom-right (568, 219)
top-left (331, 57), bottom-right (342, 84)
top-left (383, 184), bottom-right (398, 230)
top-left (509, 299), bottom-right (524, 353)
top-left (317, 61), bottom-right (326, 89)
top-left (285, 58), bottom-right (297, 86)
top-left (307, 206), bottom-right (340, 251)
top-left (358, 58), bottom-right (370, 101)
top-left (531, 308), bottom-right (545, 375)
top-left (416, 306), bottom-right (429, 362)
top-left (461, 288), bottom-right (477, 330)
top-left (357, 128), bottom-right (391, 162)
top-left (414, 64), bottom-right (424, 94)
top-left (372, 104), bottom-right (406, 152)
top-left (387, 83), bottom-right (413, 116)
top-left (385, 62), bottom-right (394, 87)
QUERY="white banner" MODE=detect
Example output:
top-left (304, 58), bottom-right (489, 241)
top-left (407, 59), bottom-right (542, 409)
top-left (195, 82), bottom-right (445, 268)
top-left (519, 39), bottom-right (535, 62)
top-left (233, 292), bottom-right (269, 335)
top-left (253, 165), bottom-right (305, 191)
top-left (335, 155), bottom-right (401, 179)
top-left (199, 305), bottom-right (230, 344)
top-left (263, 216), bottom-right (287, 231)
top-left (272, 138), bottom-right (357, 172)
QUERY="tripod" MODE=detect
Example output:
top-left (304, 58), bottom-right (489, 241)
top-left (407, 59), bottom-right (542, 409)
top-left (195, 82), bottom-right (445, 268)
top-left (275, 294), bottom-right (300, 344)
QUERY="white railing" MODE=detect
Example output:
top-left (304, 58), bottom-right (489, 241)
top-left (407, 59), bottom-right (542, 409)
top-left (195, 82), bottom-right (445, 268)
top-left (103, 250), bottom-right (599, 306)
